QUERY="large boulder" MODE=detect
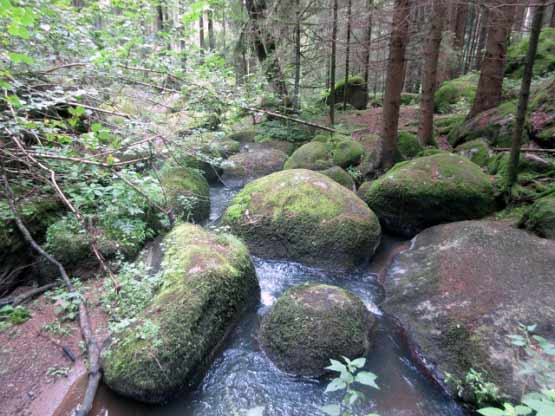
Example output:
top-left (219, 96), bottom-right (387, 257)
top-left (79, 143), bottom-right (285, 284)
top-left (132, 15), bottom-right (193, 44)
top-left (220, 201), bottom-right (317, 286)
top-left (326, 76), bottom-right (368, 110)
top-left (102, 224), bottom-right (258, 403)
top-left (448, 101), bottom-right (524, 148)
top-left (158, 162), bottom-right (210, 223)
top-left (283, 141), bottom-right (334, 171)
top-left (320, 166), bottom-right (355, 190)
top-left (358, 153), bottom-right (496, 237)
top-left (260, 283), bottom-right (375, 377)
top-left (221, 169), bottom-right (381, 268)
top-left (434, 73), bottom-right (478, 114)
top-left (519, 195), bottom-right (555, 239)
top-left (354, 133), bottom-right (382, 177)
top-left (454, 138), bottom-right (491, 167)
top-left (223, 146), bottom-right (288, 181)
top-left (529, 77), bottom-right (555, 148)
top-left (382, 221), bottom-right (555, 404)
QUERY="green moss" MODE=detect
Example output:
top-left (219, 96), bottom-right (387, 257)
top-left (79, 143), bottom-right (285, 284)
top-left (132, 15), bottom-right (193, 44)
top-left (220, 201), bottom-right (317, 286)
top-left (358, 153), bottom-right (496, 237)
top-left (506, 28), bottom-right (555, 79)
top-left (222, 169), bottom-right (381, 268)
top-left (455, 139), bottom-right (491, 167)
top-left (435, 114), bottom-right (466, 137)
top-left (397, 131), bottom-right (424, 160)
top-left (519, 195), bottom-right (555, 239)
top-left (283, 141), bottom-right (333, 170)
top-left (320, 166), bottom-right (355, 189)
top-left (259, 283), bottom-right (373, 376)
top-left (434, 73), bottom-right (478, 114)
top-left (284, 135), bottom-right (365, 170)
top-left (102, 224), bottom-right (258, 403)
top-left (227, 129), bottom-right (256, 143)
top-left (158, 162), bottom-right (210, 223)
top-left (400, 92), bottom-right (420, 106)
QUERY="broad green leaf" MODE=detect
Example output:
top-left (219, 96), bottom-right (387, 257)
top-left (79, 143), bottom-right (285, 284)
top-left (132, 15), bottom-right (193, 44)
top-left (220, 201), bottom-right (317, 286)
top-left (7, 52), bottom-right (34, 65)
top-left (326, 359), bottom-right (347, 374)
top-left (477, 408), bottom-right (507, 416)
top-left (514, 405), bottom-right (532, 415)
top-left (325, 378), bottom-right (346, 393)
top-left (355, 371), bottom-right (379, 389)
top-left (320, 404), bottom-right (340, 416)
top-left (351, 358), bottom-right (366, 369)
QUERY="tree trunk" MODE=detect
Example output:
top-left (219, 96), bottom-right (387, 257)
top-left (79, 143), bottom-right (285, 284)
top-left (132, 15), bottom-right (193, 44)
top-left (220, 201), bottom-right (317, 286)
top-left (329, 0), bottom-right (338, 125)
top-left (208, 9), bottom-right (215, 51)
top-left (363, 0), bottom-right (374, 106)
top-left (508, 1), bottom-right (546, 188)
top-left (381, 0), bottom-right (410, 169)
top-left (199, 14), bottom-right (205, 53)
top-left (418, 0), bottom-right (446, 146)
top-left (451, 2), bottom-right (468, 77)
top-left (343, 0), bottom-right (353, 110)
top-left (550, 5), bottom-right (555, 27)
top-left (474, 5), bottom-right (489, 70)
top-left (293, 0), bottom-right (302, 108)
top-left (468, 0), bottom-right (515, 119)
top-left (464, 5), bottom-right (481, 74)
top-left (244, 0), bottom-right (288, 98)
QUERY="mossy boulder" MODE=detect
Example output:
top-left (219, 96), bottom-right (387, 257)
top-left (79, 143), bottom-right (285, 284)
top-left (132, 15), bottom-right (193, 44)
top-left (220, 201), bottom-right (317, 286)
top-left (506, 28), bottom-right (555, 79)
top-left (529, 77), bottom-right (555, 148)
top-left (519, 195), bottom-right (555, 239)
top-left (383, 221), bottom-right (555, 405)
top-left (358, 153), bottom-right (495, 237)
top-left (400, 92), bottom-right (419, 106)
top-left (448, 101), bottom-right (524, 148)
top-left (355, 133), bottom-right (383, 178)
top-left (397, 131), bottom-right (423, 160)
top-left (260, 283), bottom-right (374, 377)
top-left (284, 141), bottom-right (334, 171)
top-left (102, 224), bottom-right (258, 403)
top-left (159, 162), bottom-right (210, 223)
top-left (454, 139), bottom-right (491, 167)
top-left (320, 166), bottom-right (355, 190)
top-left (434, 114), bottom-right (466, 137)
top-left (326, 76), bottom-right (368, 110)
top-left (221, 169), bottom-right (381, 268)
top-left (227, 129), bottom-right (256, 143)
top-left (434, 73), bottom-right (478, 114)
top-left (223, 146), bottom-right (288, 181)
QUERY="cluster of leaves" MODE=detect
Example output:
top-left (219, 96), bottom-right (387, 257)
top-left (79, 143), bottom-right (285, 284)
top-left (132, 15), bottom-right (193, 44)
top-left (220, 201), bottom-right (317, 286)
top-left (47, 279), bottom-right (83, 321)
top-left (322, 357), bottom-right (380, 416)
top-left (0, 304), bottom-right (31, 331)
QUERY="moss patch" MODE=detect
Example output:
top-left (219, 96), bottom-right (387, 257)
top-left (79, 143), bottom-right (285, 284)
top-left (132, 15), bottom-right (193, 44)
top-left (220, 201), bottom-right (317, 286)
top-left (320, 166), bottom-right (355, 190)
top-left (506, 28), bottom-right (555, 79)
top-left (434, 73), bottom-right (478, 114)
top-left (455, 139), bottom-right (491, 167)
top-left (519, 195), bottom-right (555, 239)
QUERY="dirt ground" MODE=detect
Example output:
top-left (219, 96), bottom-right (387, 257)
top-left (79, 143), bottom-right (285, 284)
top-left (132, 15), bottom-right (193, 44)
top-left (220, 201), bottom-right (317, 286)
top-left (0, 279), bottom-right (110, 416)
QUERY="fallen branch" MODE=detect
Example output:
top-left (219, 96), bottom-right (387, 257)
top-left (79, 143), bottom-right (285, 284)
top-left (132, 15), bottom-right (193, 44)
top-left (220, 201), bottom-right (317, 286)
top-left (1, 167), bottom-right (101, 416)
top-left (42, 63), bottom-right (88, 74)
top-left (243, 106), bottom-right (339, 133)
top-left (66, 101), bottom-right (131, 119)
top-left (0, 282), bottom-right (59, 307)
top-left (493, 147), bottom-right (555, 154)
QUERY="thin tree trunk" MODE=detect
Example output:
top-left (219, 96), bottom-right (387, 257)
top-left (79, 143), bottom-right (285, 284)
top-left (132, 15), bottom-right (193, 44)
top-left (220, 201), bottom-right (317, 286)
top-left (363, 0), bottom-right (374, 106)
top-left (469, 0), bottom-right (515, 119)
top-left (199, 14), bottom-right (205, 54)
top-left (343, 0), bottom-right (353, 110)
top-left (550, 5), bottom-right (555, 27)
top-left (381, 0), bottom-right (410, 168)
top-left (474, 5), bottom-right (489, 70)
top-left (208, 9), bottom-right (215, 51)
top-left (330, 0), bottom-right (338, 125)
top-left (451, 2), bottom-right (468, 77)
top-left (508, 1), bottom-right (546, 188)
top-left (418, 0), bottom-right (445, 146)
top-left (464, 6), bottom-right (481, 74)
top-left (293, 0), bottom-right (302, 108)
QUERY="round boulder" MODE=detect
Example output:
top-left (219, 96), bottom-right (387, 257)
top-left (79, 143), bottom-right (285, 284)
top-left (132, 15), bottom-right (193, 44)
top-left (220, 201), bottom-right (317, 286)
top-left (283, 141), bottom-right (334, 171)
top-left (320, 166), bottom-right (355, 190)
top-left (358, 153), bottom-right (495, 237)
top-left (519, 195), bottom-right (555, 239)
top-left (222, 169), bottom-right (381, 268)
top-left (260, 283), bottom-right (374, 377)
top-left (223, 146), bottom-right (288, 181)
top-left (102, 224), bottom-right (258, 403)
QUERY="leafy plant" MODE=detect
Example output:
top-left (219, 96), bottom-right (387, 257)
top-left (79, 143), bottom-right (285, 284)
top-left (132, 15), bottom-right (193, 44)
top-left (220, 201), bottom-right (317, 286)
top-left (321, 357), bottom-right (380, 416)
top-left (0, 305), bottom-right (31, 331)
top-left (47, 366), bottom-right (70, 378)
top-left (47, 281), bottom-right (83, 321)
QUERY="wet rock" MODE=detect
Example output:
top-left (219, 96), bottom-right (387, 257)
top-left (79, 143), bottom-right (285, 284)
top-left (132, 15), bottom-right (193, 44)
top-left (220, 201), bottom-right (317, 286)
top-left (223, 146), bottom-right (288, 181)
top-left (383, 221), bottom-right (555, 404)
top-left (519, 195), bottom-right (555, 239)
top-left (260, 283), bottom-right (375, 377)
top-left (102, 224), bottom-right (259, 403)
top-left (358, 153), bottom-right (495, 237)
top-left (222, 169), bottom-right (381, 268)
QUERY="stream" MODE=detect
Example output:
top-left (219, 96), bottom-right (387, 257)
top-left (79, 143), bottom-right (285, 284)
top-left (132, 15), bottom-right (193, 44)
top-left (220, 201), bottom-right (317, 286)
top-left (55, 181), bottom-right (470, 416)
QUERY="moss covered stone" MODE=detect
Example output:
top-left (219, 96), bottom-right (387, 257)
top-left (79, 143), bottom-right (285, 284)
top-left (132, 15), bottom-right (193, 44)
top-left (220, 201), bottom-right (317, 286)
top-left (159, 162), bottom-right (210, 223)
top-left (448, 101), bottom-right (524, 148)
top-left (283, 141), bottom-right (334, 170)
top-left (434, 73), bottom-right (478, 114)
top-left (519, 195), bottom-right (555, 239)
top-left (397, 131), bottom-right (424, 160)
top-left (455, 139), bottom-right (491, 167)
top-left (227, 129), bottom-right (256, 143)
top-left (358, 153), bottom-right (496, 237)
top-left (506, 28), bottom-right (555, 79)
top-left (223, 146), bottom-right (288, 181)
top-left (320, 166), bottom-right (355, 190)
top-left (326, 76), bottom-right (368, 110)
top-left (529, 77), bottom-right (555, 148)
top-left (102, 223), bottom-right (258, 403)
top-left (222, 169), bottom-right (381, 268)
top-left (260, 283), bottom-right (374, 377)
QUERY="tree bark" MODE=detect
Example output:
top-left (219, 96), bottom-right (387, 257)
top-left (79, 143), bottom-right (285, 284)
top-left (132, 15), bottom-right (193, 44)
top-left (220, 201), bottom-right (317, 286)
top-left (381, 0), bottom-right (410, 168)
top-left (418, 0), bottom-right (445, 146)
top-left (343, 0), bottom-right (353, 110)
top-left (474, 5), bottom-right (489, 70)
top-left (468, 0), bottom-right (515, 119)
top-left (244, 0), bottom-right (288, 98)
top-left (550, 5), bottom-right (555, 27)
top-left (329, 0), bottom-right (338, 125)
top-left (199, 14), bottom-right (205, 54)
top-left (451, 2), bottom-right (468, 77)
top-left (508, 1), bottom-right (546, 188)
top-left (208, 9), bottom-right (215, 51)
top-left (293, 0), bottom-right (302, 108)
top-left (363, 0), bottom-right (374, 106)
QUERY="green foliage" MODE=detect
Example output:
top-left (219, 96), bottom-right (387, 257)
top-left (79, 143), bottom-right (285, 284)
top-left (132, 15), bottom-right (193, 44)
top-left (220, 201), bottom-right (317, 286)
top-left (47, 281), bottom-right (83, 321)
top-left (434, 73), bottom-right (478, 114)
top-left (446, 368), bottom-right (500, 406)
top-left (256, 120), bottom-right (315, 143)
top-left (0, 305), bottom-right (31, 331)
top-left (506, 28), bottom-right (555, 79)
top-left (47, 366), bottom-right (70, 378)
top-left (322, 357), bottom-right (380, 416)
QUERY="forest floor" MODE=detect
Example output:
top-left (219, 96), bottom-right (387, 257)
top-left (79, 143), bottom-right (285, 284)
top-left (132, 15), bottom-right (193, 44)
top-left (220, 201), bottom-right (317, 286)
top-left (0, 279), bottom-right (109, 416)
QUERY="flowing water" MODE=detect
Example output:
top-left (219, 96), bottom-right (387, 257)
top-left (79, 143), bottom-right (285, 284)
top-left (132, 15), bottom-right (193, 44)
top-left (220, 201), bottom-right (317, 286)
top-left (56, 182), bottom-right (470, 416)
